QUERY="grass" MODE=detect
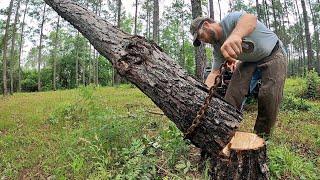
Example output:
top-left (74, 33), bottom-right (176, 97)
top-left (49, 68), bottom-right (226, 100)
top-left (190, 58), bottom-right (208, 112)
top-left (0, 79), bottom-right (319, 179)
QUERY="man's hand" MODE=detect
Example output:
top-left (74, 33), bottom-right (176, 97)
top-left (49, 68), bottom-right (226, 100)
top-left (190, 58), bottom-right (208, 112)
top-left (220, 13), bottom-right (257, 62)
top-left (205, 69), bottom-right (220, 89)
top-left (220, 34), bottom-right (242, 62)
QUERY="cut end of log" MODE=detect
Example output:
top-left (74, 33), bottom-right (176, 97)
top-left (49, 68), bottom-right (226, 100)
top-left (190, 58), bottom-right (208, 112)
top-left (213, 132), bottom-right (270, 180)
top-left (222, 131), bottom-right (265, 157)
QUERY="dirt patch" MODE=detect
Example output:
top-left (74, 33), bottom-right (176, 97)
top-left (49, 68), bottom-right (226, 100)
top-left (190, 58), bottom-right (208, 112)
top-left (18, 164), bottom-right (48, 180)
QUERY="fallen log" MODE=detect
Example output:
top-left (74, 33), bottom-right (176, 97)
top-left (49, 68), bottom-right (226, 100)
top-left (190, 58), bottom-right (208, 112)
top-left (43, 1), bottom-right (270, 179)
top-left (43, 0), bottom-right (242, 156)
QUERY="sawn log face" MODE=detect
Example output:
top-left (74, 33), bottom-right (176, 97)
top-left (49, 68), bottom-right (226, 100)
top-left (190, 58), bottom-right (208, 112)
top-left (44, 0), bottom-right (243, 155)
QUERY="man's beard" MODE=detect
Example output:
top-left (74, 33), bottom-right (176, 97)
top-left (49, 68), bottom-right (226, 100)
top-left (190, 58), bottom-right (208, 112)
top-left (208, 29), bottom-right (219, 45)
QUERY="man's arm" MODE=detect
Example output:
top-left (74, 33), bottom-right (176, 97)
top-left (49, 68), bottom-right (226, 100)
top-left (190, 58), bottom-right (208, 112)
top-left (221, 13), bottom-right (257, 62)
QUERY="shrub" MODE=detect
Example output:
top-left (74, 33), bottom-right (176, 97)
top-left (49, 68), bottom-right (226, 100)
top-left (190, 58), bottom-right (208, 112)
top-left (281, 93), bottom-right (312, 111)
top-left (304, 69), bottom-right (320, 99)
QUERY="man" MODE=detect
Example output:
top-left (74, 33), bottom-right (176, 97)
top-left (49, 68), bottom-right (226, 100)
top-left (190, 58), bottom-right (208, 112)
top-left (190, 11), bottom-right (287, 137)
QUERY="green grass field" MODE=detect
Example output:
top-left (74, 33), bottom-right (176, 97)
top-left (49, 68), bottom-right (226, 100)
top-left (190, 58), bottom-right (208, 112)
top-left (0, 78), bottom-right (319, 179)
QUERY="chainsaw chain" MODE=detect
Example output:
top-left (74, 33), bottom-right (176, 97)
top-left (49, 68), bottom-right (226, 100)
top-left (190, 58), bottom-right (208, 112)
top-left (184, 61), bottom-right (229, 140)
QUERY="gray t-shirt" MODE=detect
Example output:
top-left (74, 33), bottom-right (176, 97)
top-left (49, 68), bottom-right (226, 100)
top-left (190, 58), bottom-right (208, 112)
top-left (212, 11), bottom-right (279, 70)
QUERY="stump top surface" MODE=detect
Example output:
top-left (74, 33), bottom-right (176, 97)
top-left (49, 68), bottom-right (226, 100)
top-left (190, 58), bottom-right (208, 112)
top-left (230, 131), bottom-right (265, 150)
top-left (222, 131), bottom-right (265, 156)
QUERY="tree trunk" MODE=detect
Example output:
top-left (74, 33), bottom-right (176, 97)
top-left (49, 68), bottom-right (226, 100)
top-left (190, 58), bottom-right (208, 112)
top-left (37, 4), bottom-right (47, 91)
top-left (180, 12), bottom-right (185, 69)
top-left (212, 132), bottom-right (270, 179)
top-left (2, 0), bottom-right (14, 96)
top-left (256, 0), bottom-right (262, 21)
top-left (191, 0), bottom-right (207, 82)
top-left (263, 0), bottom-right (271, 29)
top-left (301, 0), bottom-right (313, 71)
top-left (76, 31), bottom-right (79, 87)
top-left (82, 42), bottom-right (86, 86)
top-left (294, 0), bottom-right (307, 75)
top-left (92, 46), bottom-right (96, 85)
top-left (113, 0), bottom-right (122, 85)
top-left (270, 0), bottom-right (278, 35)
top-left (53, 16), bottom-right (60, 91)
top-left (153, 0), bottom-right (159, 44)
top-left (217, 0), bottom-right (221, 21)
top-left (43, 0), bottom-right (243, 156)
top-left (209, 0), bottom-right (214, 19)
top-left (9, 0), bottom-right (21, 94)
top-left (18, 0), bottom-right (29, 92)
top-left (134, 0), bottom-right (138, 35)
top-left (89, 44), bottom-right (92, 83)
top-left (95, 51), bottom-right (99, 85)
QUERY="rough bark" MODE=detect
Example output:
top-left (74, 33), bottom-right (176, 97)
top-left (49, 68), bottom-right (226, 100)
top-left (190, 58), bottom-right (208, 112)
top-left (18, 0), bottom-right (29, 92)
top-left (301, 0), bottom-right (314, 71)
top-left (9, 0), bottom-right (21, 94)
top-left (37, 4), bottom-right (47, 91)
top-left (153, 0), bottom-right (159, 44)
top-left (212, 146), bottom-right (269, 180)
top-left (191, 0), bottom-right (207, 82)
top-left (2, 0), bottom-right (14, 96)
top-left (43, 0), bottom-right (242, 155)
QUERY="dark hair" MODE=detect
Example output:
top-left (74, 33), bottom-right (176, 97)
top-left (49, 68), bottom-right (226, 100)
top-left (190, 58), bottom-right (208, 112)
top-left (198, 18), bottom-right (216, 30)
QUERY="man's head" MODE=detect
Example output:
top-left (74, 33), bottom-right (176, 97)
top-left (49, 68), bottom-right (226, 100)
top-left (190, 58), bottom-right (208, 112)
top-left (190, 17), bottom-right (219, 47)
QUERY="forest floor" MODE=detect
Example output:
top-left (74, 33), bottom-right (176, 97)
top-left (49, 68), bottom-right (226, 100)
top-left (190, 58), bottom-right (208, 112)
top-left (0, 78), bottom-right (319, 179)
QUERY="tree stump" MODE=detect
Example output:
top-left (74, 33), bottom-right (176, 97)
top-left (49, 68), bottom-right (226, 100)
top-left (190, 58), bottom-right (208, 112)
top-left (211, 132), bottom-right (270, 180)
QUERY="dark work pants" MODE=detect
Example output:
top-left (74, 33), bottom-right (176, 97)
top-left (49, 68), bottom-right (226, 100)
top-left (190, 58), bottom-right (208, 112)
top-left (224, 48), bottom-right (288, 137)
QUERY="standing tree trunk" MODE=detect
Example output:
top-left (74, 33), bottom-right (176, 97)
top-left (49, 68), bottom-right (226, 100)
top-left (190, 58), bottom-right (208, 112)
top-left (270, 0), bottom-right (278, 35)
top-left (294, 0), bottom-right (307, 75)
top-left (191, 0), bottom-right (207, 82)
top-left (256, 0), bottom-right (262, 21)
top-left (209, 0), bottom-right (214, 19)
top-left (37, 4), bottom-right (47, 91)
top-left (9, 0), bottom-right (21, 94)
top-left (263, 0), bottom-right (271, 28)
top-left (53, 16), bottom-right (60, 91)
top-left (317, 0), bottom-right (320, 73)
top-left (113, 0), bottom-right (122, 85)
top-left (307, 0), bottom-right (319, 72)
top-left (2, 0), bottom-right (14, 96)
top-left (301, 0), bottom-right (313, 71)
top-left (44, 1), bottom-right (271, 178)
top-left (82, 43), bottom-right (86, 85)
top-left (180, 11), bottom-right (186, 68)
top-left (18, 0), bottom-right (29, 92)
top-left (88, 44), bottom-right (91, 83)
top-left (153, 0), bottom-right (159, 44)
top-left (76, 31), bottom-right (79, 87)
top-left (134, 0), bottom-right (138, 35)
top-left (217, 0), bottom-right (221, 21)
